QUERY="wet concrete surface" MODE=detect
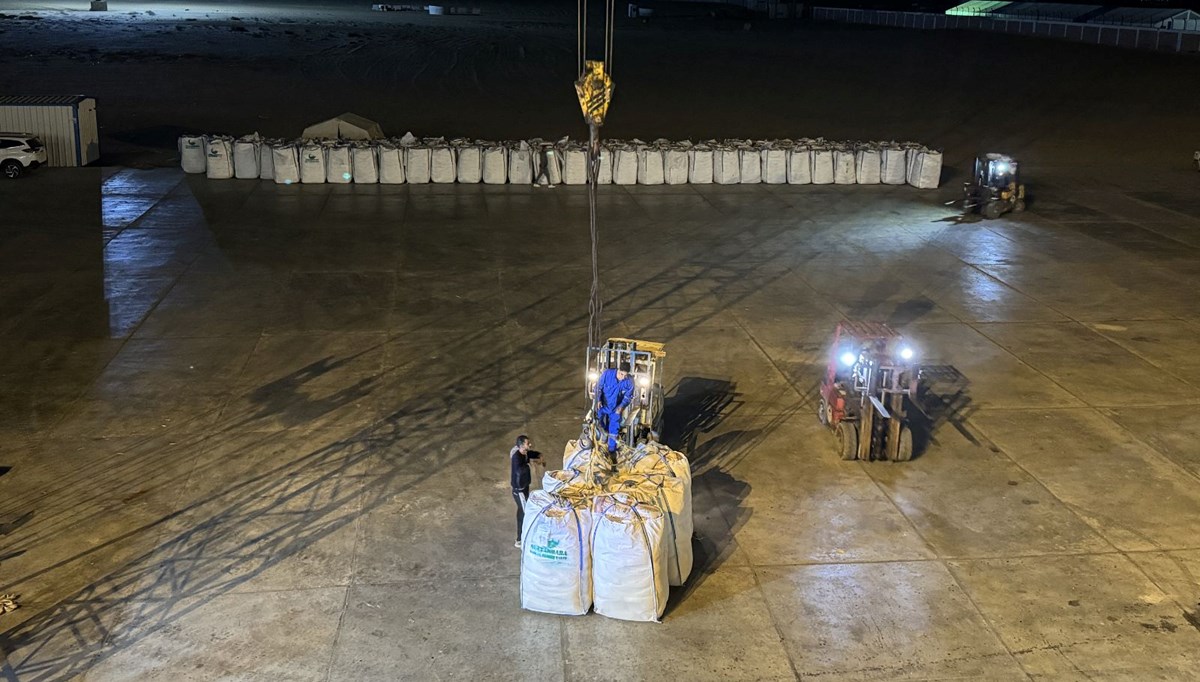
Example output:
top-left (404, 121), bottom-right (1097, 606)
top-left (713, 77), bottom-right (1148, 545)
top-left (2, 167), bottom-right (1200, 680)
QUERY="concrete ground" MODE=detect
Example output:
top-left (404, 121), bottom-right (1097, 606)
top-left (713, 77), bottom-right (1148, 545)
top-left (2, 165), bottom-right (1200, 681)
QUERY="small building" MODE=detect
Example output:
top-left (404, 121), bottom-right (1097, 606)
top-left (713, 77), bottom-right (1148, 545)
top-left (0, 95), bottom-right (99, 167)
top-left (1088, 7), bottom-right (1200, 31)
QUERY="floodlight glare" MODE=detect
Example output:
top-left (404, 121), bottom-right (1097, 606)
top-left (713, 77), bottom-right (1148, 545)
top-left (840, 351), bottom-right (857, 367)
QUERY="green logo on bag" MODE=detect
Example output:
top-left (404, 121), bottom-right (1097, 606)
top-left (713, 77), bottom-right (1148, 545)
top-left (530, 533), bottom-right (568, 561)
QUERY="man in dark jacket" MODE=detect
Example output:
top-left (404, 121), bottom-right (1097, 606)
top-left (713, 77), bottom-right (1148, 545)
top-left (510, 435), bottom-right (541, 548)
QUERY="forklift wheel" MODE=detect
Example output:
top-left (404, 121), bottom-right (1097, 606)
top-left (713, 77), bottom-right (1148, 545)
top-left (893, 427), bottom-right (913, 462)
top-left (1013, 199), bottom-right (1026, 213)
top-left (982, 201), bottom-right (1003, 220)
top-left (818, 397), bottom-right (829, 426)
top-left (835, 422), bottom-right (858, 461)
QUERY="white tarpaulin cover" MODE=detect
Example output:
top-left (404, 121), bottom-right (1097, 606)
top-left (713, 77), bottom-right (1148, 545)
top-left (907, 149), bottom-right (942, 189)
top-left (881, 146), bottom-right (907, 185)
top-left (258, 141), bottom-right (276, 180)
top-left (326, 143), bottom-right (353, 184)
top-left (205, 137), bottom-right (234, 180)
top-left (405, 146), bottom-right (432, 184)
top-left (738, 146), bottom-right (762, 184)
top-left (482, 145), bottom-right (507, 184)
top-left (833, 148), bottom-right (857, 184)
top-left (302, 113), bottom-right (384, 141)
top-left (351, 144), bottom-right (378, 184)
top-left (378, 144), bottom-right (405, 184)
top-left (180, 135), bottom-right (207, 174)
top-left (637, 146), bottom-right (665, 185)
top-left (787, 148), bottom-right (812, 184)
top-left (591, 494), bottom-right (668, 622)
top-left (520, 491), bottom-right (594, 616)
top-left (812, 148), bottom-right (834, 184)
top-left (271, 143), bottom-right (300, 184)
top-left (713, 148), bottom-right (740, 185)
top-left (762, 147), bottom-right (788, 184)
top-left (855, 147), bottom-right (882, 185)
top-left (299, 143), bottom-right (327, 184)
top-left (233, 134), bottom-right (260, 179)
top-left (430, 144), bottom-right (456, 183)
top-left (612, 146), bottom-right (638, 185)
top-left (456, 144), bottom-right (482, 184)
top-left (508, 143), bottom-right (534, 185)
top-left (664, 147), bottom-right (689, 185)
top-left (689, 146), bottom-right (714, 184)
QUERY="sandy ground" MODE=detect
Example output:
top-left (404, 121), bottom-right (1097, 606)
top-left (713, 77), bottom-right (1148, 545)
top-left (3, 0), bottom-right (1199, 175)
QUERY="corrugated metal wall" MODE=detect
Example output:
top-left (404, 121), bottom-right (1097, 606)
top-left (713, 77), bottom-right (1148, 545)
top-left (0, 104), bottom-right (80, 167)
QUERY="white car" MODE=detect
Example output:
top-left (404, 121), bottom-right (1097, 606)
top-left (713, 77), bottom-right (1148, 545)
top-left (0, 132), bottom-right (48, 179)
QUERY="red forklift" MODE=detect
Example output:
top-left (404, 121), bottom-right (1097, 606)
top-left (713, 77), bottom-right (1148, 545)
top-left (818, 321), bottom-right (921, 461)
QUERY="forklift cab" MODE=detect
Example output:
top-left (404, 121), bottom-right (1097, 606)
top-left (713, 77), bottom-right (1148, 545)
top-left (965, 153), bottom-right (1026, 219)
top-left (584, 338), bottom-right (666, 448)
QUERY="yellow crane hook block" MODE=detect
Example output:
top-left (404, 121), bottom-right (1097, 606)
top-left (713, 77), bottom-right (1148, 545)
top-left (575, 60), bottom-right (614, 127)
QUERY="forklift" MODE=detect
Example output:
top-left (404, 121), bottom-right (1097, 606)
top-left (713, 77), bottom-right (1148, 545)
top-left (818, 321), bottom-right (921, 462)
top-left (583, 338), bottom-right (666, 448)
top-left (963, 153), bottom-right (1026, 220)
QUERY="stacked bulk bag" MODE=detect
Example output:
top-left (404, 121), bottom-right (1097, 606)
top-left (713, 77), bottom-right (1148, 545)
top-left (620, 442), bottom-right (693, 586)
top-left (811, 147), bottom-right (835, 184)
top-left (482, 143), bottom-right (508, 184)
top-left (351, 143), bottom-right (378, 184)
top-left (258, 140), bottom-right (276, 180)
top-left (787, 145), bottom-right (812, 184)
top-left (205, 136), bottom-right (234, 180)
top-left (664, 143), bottom-right (690, 185)
top-left (713, 146), bottom-right (741, 185)
top-left (607, 472), bottom-right (691, 587)
top-left (405, 143), bottom-right (432, 184)
top-left (689, 143), bottom-right (714, 184)
top-left (611, 143), bottom-right (639, 185)
top-left (326, 143), bottom-right (353, 184)
top-left (880, 144), bottom-right (907, 185)
top-left (508, 141), bottom-right (535, 185)
top-left (299, 142), bottom-right (327, 184)
top-left (907, 148), bottom-right (942, 189)
top-left (855, 146), bottom-right (882, 185)
top-left (179, 135), bottom-right (208, 174)
top-left (762, 143), bottom-right (789, 185)
top-left (738, 143), bottom-right (762, 184)
top-left (378, 142), bottom-right (406, 184)
top-left (637, 143), bottom-right (666, 185)
top-left (455, 140), bottom-right (483, 184)
top-left (563, 439), bottom-right (611, 473)
top-left (271, 142), bottom-right (300, 185)
top-left (520, 491), bottom-right (594, 616)
top-left (833, 147), bottom-right (857, 184)
top-left (591, 494), bottom-right (669, 622)
top-left (429, 139), bottom-right (457, 183)
top-left (533, 141), bottom-right (563, 186)
top-left (233, 134), bottom-right (261, 179)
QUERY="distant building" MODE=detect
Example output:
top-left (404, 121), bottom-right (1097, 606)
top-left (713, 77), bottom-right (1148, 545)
top-left (945, 1), bottom-right (1200, 30)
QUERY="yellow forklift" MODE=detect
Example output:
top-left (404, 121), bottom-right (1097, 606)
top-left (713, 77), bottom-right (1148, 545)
top-left (964, 153), bottom-right (1026, 220)
top-left (583, 338), bottom-right (666, 447)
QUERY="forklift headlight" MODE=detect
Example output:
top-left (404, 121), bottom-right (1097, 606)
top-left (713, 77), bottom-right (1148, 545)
top-left (900, 347), bottom-right (914, 360)
top-left (995, 162), bottom-right (1008, 173)
top-left (840, 351), bottom-right (857, 367)
top-left (637, 377), bottom-right (650, 388)
top-left (587, 371), bottom-right (599, 382)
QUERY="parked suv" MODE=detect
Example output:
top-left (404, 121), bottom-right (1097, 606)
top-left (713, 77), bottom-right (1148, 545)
top-left (0, 133), bottom-right (48, 178)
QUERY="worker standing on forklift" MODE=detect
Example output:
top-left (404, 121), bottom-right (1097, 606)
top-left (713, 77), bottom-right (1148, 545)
top-left (595, 362), bottom-right (635, 456)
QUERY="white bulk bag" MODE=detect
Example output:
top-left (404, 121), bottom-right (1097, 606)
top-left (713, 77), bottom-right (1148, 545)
top-left (596, 148), bottom-right (613, 185)
top-left (606, 473), bottom-right (692, 587)
top-left (762, 148), bottom-right (788, 184)
top-left (482, 145), bottom-right (508, 184)
top-left (563, 439), bottom-right (611, 473)
top-left (591, 495), bottom-right (668, 623)
top-left (232, 136), bottom-right (260, 179)
top-left (908, 150), bottom-right (943, 189)
top-left (271, 144), bottom-right (300, 185)
top-left (833, 149), bottom-right (856, 184)
top-left (738, 147), bottom-right (762, 184)
top-left (351, 144), bottom-right (378, 184)
top-left (456, 145), bottom-right (482, 183)
top-left (405, 146), bottom-right (432, 184)
top-left (508, 144), bottom-right (534, 185)
top-left (205, 137), bottom-right (234, 179)
top-left (713, 148), bottom-right (741, 184)
top-left (637, 147), bottom-right (665, 185)
top-left (880, 147), bottom-right (907, 185)
top-left (378, 144), bottom-right (405, 184)
top-left (664, 148), bottom-right (689, 185)
top-left (689, 147), bottom-right (714, 184)
top-left (179, 135), bottom-right (207, 174)
top-left (542, 468), bottom-right (605, 500)
top-left (520, 491), bottom-right (594, 616)
top-left (533, 145), bottom-right (563, 186)
top-left (612, 146), bottom-right (638, 185)
top-left (430, 146), bottom-right (456, 183)
top-left (258, 142), bottom-right (276, 180)
top-left (299, 143), bottom-right (327, 184)
top-left (855, 147), bottom-right (882, 185)
top-left (811, 148), bottom-right (834, 184)
top-left (905, 146), bottom-right (924, 187)
top-left (561, 146), bottom-right (588, 185)
top-left (326, 143), bottom-right (353, 184)
top-left (787, 148), bottom-right (812, 184)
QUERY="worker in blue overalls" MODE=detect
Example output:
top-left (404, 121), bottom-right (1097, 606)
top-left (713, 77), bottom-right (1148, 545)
top-left (594, 361), bottom-right (635, 457)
